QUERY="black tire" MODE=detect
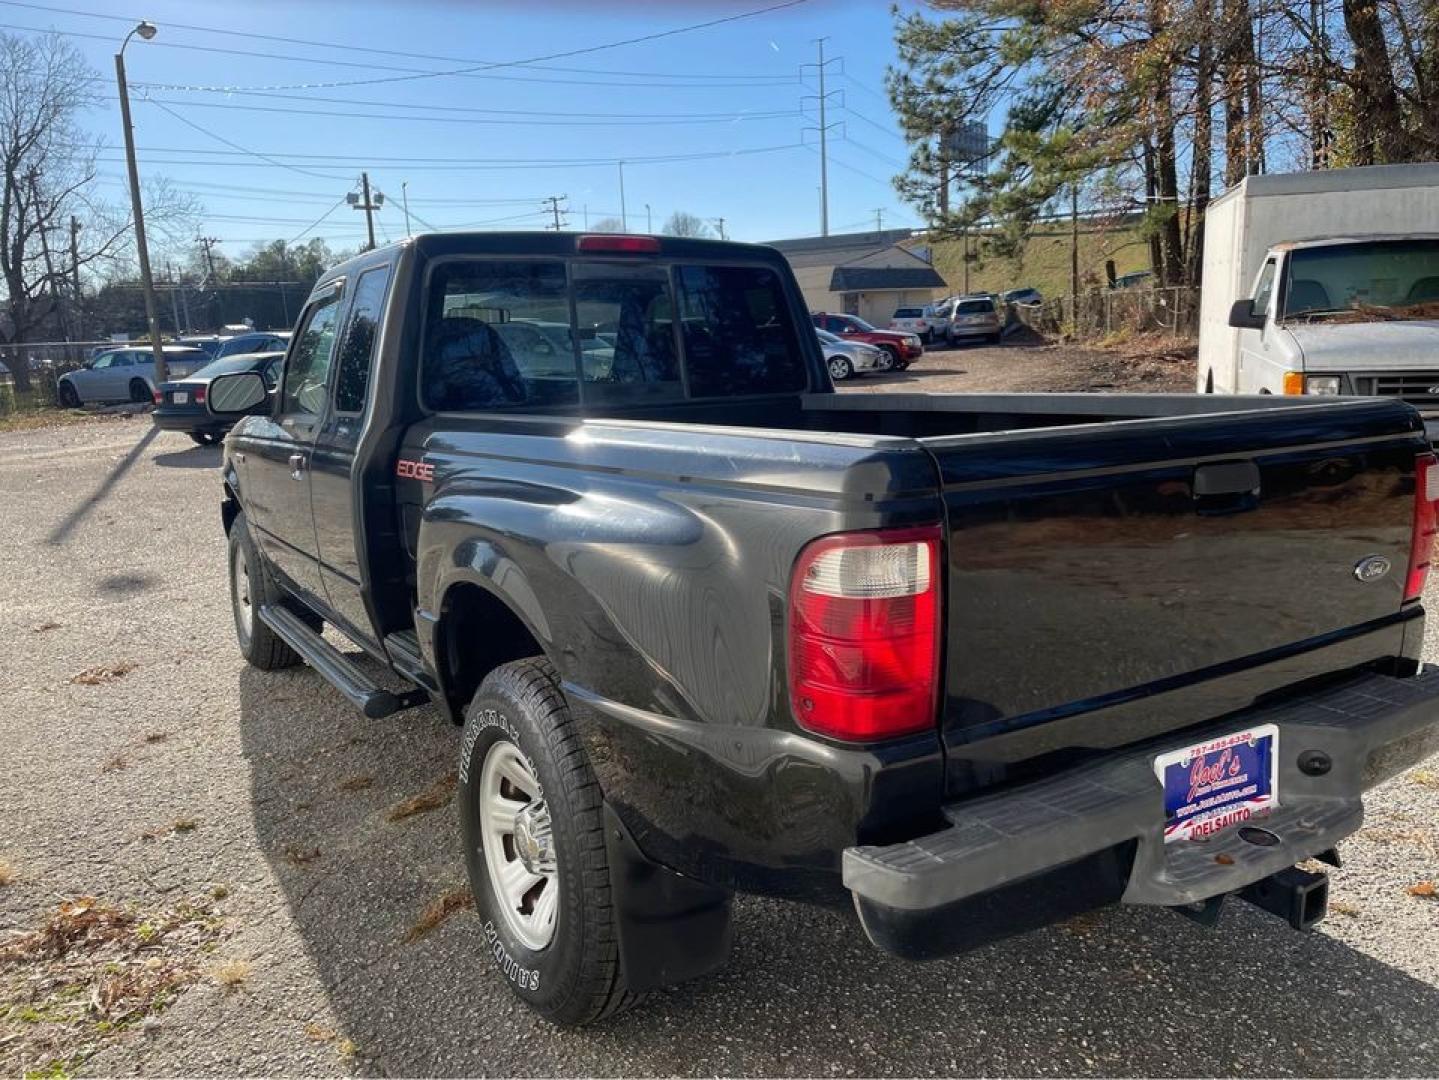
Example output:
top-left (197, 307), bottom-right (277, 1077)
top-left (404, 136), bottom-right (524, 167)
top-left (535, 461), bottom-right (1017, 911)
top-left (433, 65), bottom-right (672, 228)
top-left (895, 360), bottom-right (911, 371)
top-left (228, 510), bottom-right (302, 671)
top-left (57, 381), bottom-right (80, 409)
top-left (458, 658), bottom-right (639, 1027)
top-left (826, 355), bottom-right (853, 382)
top-left (875, 345), bottom-right (898, 371)
top-left (987, 332), bottom-right (1003, 345)
top-left (189, 431), bottom-right (221, 446)
top-left (129, 378), bottom-right (151, 404)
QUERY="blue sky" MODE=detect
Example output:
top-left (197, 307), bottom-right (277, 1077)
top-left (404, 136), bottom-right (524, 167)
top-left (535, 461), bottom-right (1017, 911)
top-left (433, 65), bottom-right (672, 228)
top-left (12, 0), bottom-right (926, 262)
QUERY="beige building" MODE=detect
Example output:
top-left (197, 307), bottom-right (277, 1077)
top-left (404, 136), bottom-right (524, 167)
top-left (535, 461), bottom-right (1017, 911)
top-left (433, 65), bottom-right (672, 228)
top-left (765, 230), bottom-right (949, 326)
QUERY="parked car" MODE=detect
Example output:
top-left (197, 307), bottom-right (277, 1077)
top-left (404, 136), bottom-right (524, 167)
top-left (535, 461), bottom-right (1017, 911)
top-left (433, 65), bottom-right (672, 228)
top-left (56, 345), bottom-right (211, 407)
top-left (811, 312), bottom-right (923, 370)
top-left (214, 331), bottom-right (291, 360)
top-left (816, 327), bottom-right (882, 381)
top-left (177, 334), bottom-right (230, 357)
top-left (206, 230), bottom-right (1439, 1027)
top-left (945, 295), bottom-right (1003, 345)
top-left (152, 352), bottom-right (284, 445)
top-left (1003, 286), bottom-right (1043, 307)
top-left (888, 306), bottom-right (931, 339)
top-left (1113, 270), bottom-right (1154, 290)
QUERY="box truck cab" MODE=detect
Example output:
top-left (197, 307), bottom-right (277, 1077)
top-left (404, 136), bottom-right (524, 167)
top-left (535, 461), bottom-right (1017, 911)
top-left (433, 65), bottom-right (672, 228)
top-left (1198, 165), bottom-right (1439, 432)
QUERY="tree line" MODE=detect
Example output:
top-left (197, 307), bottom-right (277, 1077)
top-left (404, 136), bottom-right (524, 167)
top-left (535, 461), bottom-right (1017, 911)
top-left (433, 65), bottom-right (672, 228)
top-left (888, 0), bottom-right (1439, 291)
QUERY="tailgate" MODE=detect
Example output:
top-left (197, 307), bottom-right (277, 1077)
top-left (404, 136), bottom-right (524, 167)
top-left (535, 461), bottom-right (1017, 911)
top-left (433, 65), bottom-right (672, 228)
top-left (925, 399), bottom-right (1428, 795)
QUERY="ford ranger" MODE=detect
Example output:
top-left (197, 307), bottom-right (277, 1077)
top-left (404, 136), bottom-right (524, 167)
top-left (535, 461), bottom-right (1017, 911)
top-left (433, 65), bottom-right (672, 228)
top-left (206, 232), bottom-right (1439, 1026)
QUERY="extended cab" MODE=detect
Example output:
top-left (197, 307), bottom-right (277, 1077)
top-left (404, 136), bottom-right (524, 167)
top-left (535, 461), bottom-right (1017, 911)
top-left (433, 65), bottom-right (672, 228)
top-left (209, 232), bottom-right (1439, 1026)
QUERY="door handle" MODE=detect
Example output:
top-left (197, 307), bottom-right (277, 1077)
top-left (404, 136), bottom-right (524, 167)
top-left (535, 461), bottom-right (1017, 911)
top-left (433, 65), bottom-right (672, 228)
top-left (289, 452), bottom-right (306, 480)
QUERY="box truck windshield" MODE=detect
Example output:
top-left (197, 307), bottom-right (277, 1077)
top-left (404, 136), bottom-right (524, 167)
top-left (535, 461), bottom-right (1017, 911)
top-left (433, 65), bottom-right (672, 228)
top-left (1283, 238), bottom-right (1439, 319)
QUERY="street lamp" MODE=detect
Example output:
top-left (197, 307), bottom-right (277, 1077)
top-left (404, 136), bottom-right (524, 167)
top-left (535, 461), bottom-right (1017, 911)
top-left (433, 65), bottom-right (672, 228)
top-left (115, 21), bottom-right (167, 384)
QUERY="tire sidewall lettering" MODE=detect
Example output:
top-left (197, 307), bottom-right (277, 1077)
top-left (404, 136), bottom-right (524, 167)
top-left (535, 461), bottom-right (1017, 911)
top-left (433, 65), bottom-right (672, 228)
top-left (484, 919), bottom-right (541, 992)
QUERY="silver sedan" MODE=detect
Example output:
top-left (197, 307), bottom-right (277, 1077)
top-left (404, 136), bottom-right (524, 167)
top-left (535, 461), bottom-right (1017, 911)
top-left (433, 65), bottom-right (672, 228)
top-left (816, 328), bottom-right (884, 381)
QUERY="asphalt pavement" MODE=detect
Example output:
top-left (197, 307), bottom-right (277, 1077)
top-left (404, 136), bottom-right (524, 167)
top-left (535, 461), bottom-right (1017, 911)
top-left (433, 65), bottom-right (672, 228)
top-left (1, 409), bottom-right (1436, 1077)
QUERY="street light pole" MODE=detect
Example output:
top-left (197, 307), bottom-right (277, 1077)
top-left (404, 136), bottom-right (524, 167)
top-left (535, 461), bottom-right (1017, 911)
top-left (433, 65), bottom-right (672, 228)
top-left (618, 160), bottom-right (627, 230)
top-left (115, 21), bottom-right (166, 384)
top-left (401, 181), bottom-right (412, 237)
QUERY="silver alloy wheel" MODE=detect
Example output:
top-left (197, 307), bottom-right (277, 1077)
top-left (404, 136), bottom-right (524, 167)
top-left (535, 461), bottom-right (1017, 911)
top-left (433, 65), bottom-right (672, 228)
top-left (479, 741), bottom-right (559, 951)
top-left (232, 543), bottom-right (253, 640)
top-left (874, 348), bottom-right (895, 371)
top-left (827, 355), bottom-right (851, 381)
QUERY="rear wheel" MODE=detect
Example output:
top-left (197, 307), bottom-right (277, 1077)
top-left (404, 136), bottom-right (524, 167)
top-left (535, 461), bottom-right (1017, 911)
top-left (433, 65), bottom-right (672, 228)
top-left (128, 378), bottom-right (151, 404)
top-left (827, 355), bottom-right (853, 382)
top-left (228, 510), bottom-right (302, 671)
top-left (459, 658), bottom-right (639, 1027)
top-left (189, 431), bottom-right (222, 446)
top-left (987, 332), bottom-right (1003, 345)
top-left (57, 381), bottom-right (80, 409)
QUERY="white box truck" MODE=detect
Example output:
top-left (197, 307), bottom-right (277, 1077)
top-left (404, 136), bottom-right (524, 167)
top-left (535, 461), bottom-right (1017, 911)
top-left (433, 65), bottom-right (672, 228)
top-left (1197, 164), bottom-right (1439, 428)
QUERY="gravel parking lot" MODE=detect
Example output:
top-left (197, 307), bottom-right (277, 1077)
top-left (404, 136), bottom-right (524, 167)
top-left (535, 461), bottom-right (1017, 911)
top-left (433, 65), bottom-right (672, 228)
top-left (2, 364), bottom-right (1437, 1076)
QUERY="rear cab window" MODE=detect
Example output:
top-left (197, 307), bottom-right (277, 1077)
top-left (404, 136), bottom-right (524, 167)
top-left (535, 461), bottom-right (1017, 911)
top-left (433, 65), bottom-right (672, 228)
top-left (421, 256), bottom-right (808, 412)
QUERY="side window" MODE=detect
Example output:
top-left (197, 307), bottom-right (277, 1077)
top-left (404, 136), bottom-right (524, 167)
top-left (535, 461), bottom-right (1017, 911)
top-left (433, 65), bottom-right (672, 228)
top-left (334, 265), bottom-right (391, 413)
top-left (826, 316), bottom-right (847, 334)
top-left (423, 259), bottom-right (577, 411)
top-left (1252, 259), bottom-right (1277, 316)
top-left (282, 293), bottom-right (342, 417)
top-left (572, 261), bottom-right (680, 404)
top-left (92, 354), bottom-right (112, 369)
top-left (261, 358), bottom-right (281, 390)
top-left (113, 353), bottom-right (134, 367)
top-left (675, 264), bottom-right (806, 397)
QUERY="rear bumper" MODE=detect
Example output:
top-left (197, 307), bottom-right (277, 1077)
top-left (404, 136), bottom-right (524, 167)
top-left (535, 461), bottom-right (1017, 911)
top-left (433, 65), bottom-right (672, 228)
top-left (151, 409), bottom-right (228, 434)
top-left (844, 669), bottom-right (1439, 959)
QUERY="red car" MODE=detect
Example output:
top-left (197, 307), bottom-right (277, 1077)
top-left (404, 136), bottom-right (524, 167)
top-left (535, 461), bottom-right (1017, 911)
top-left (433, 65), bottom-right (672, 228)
top-left (812, 312), bottom-right (924, 370)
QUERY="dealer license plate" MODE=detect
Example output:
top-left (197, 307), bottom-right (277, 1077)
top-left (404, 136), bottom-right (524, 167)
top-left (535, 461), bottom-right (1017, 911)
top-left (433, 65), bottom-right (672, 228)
top-left (173, 392), bottom-right (188, 404)
top-left (1154, 724), bottom-right (1278, 843)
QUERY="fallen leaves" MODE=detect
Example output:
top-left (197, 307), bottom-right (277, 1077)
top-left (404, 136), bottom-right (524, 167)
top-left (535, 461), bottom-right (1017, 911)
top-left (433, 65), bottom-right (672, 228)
top-left (0, 860), bottom-right (12, 887)
top-left (69, 662), bottom-right (136, 686)
top-left (403, 886), bottom-right (474, 943)
top-left (283, 845), bottom-right (321, 867)
top-left (386, 772), bottom-right (457, 823)
top-left (210, 959), bottom-right (251, 991)
top-left (337, 775), bottom-right (374, 792)
top-left (31, 621), bottom-right (61, 633)
top-left (1407, 880), bottom-right (1437, 899)
top-left (100, 754), bottom-right (128, 774)
top-left (1329, 900), bottom-right (1361, 918)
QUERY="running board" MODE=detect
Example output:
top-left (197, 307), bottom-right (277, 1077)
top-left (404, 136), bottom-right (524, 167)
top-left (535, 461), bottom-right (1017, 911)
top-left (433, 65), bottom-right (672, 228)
top-left (258, 605), bottom-right (428, 719)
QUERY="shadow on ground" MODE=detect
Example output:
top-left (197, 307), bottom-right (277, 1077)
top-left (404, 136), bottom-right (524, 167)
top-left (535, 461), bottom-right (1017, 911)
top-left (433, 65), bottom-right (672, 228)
top-left (154, 442), bottom-right (222, 470)
top-left (46, 426), bottom-right (159, 546)
top-left (238, 664), bottom-right (1439, 1076)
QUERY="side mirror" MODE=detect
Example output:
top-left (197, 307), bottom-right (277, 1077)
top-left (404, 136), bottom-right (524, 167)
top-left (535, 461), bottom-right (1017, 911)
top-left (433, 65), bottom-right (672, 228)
top-left (207, 370), bottom-right (269, 415)
top-left (1228, 298), bottom-right (1267, 330)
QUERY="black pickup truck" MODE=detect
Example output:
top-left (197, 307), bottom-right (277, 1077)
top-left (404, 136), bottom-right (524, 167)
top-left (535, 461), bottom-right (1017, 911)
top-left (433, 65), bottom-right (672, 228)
top-left (207, 232), bottom-right (1439, 1026)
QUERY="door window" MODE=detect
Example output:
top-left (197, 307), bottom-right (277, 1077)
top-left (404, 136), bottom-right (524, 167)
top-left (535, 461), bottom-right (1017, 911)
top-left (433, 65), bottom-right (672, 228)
top-left (282, 293), bottom-right (342, 417)
top-left (334, 265), bottom-right (391, 414)
top-left (112, 353), bottom-right (134, 367)
top-left (674, 264), bottom-right (805, 397)
top-left (1251, 259), bottom-right (1277, 317)
top-left (91, 354), bottom-right (114, 369)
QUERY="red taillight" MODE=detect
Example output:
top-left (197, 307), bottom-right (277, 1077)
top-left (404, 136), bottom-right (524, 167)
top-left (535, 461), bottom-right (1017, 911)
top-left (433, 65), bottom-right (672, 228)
top-left (193, 385), bottom-right (206, 405)
top-left (575, 234), bottom-right (661, 253)
top-left (788, 525), bottom-right (941, 741)
top-left (1406, 452), bottom-right (1439, 602)
top-left (152, 389), bottom-right (162, 404)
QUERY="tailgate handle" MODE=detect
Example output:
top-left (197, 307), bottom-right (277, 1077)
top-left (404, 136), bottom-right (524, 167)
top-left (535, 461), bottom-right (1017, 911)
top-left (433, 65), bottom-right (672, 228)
top-left (1193, 460), bottom-right (1260, 515)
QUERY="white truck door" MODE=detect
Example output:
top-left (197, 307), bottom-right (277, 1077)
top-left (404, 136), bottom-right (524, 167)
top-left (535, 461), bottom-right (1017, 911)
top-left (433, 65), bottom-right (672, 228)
top-left (1237, 257), bottom-right (1280, 393)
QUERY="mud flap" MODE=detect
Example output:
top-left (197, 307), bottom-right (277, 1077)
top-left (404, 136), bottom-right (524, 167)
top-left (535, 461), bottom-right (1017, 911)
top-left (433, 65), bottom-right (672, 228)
top-left (603, 803), bottom-right (733, 992)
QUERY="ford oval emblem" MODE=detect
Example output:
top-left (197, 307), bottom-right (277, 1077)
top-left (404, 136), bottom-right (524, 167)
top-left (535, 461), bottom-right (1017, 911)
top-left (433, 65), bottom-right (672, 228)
top-left (1354, 555), bottom-right (1392, 583)
top-left (1428, 386), bottom-right (1439, 396)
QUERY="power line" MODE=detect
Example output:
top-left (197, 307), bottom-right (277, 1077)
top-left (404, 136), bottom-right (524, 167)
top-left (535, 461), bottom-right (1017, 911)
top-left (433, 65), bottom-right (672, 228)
top-left (288, 195), bottom-right (350, 244)
top-left (0, 0), bottom-right (800, 82)
top-left (127, 95), bottom-right (800, 128)
top-left (138, 95), bottom-right (351, 180)
top-left (3, 1), bottom-right (811, 94)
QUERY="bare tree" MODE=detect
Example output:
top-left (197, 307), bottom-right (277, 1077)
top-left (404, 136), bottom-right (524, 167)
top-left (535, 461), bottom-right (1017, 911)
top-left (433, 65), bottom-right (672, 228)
top-left (0, 32), bottom-right (197, 393)
top-left (661, 211), bottom-right (713, 238)
top-left (588, 217), bottom-right (625, 233)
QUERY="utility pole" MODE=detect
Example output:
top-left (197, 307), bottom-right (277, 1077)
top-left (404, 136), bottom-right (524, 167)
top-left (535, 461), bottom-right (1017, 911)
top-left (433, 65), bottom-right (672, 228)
top-left (1070, 182), bottom-right (1080, 321)
top-left (644, 203), bottom-right (652, 233)
top-left (401, 181), bottom-right (412, 237)
top-left (197, 236), bottom-right (220, 281)
top-left (115, 20), bottom-right (166, 381)
top-left (582, 204), bottom-right (589, 229)
top-left (355, 172), bottom-right (378, 250)
top-left (712, 217), bottom-right (728, 241)
top-left (165, 260), bottom-right (182, 334)
top-left (874, 208), bottom-right (884, 232)
top-left (543, 194), bottom-right (567, 230)
top-left (618, 160), bottom-right (628, 230)
top-left (69, 216), bottom-right (83, 340)
top-left (801, 39), bottom-right (840, 237)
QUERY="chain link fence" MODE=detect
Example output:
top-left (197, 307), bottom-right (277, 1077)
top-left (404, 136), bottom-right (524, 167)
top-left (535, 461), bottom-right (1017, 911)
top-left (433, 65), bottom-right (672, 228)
top-left (1012, 286), bottom-right (1200, 339)
top-left (0, 341), bottom-right (119, 412)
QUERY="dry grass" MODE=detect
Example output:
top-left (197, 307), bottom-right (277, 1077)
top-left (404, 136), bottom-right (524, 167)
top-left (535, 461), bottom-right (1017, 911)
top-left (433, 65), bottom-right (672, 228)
top-left (0, 895), bottom-right (224, 1075)
top-left (304, 1022), bottom-right (337, 1043)
top-left (69, 662), bottom-right (136, 686)
top-left (1408, 880), bottom-right (1437, 899)
top-left (100, 754), bottom-right (128, 774)
top-left (1411, 769), bottom-right (1439, 790)
top-left (210, 884), bottom-right (230, 901)
top-left (1330, 900), bottom-right (1361, 918)
top-left (337, 775), bottom-right (373, 792)
top-left (210, 959), bottom-right (251, 990)
top-left (386, 772), bottom-right (457, 823)
top-left (143, 731), bottom-right (170, 745)
top-left (31, 621), bottom-right (61, 633)
top-left (403, 886), bottom-right (474, 943)
top-left (171, 818), bottom-right (197, 834)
